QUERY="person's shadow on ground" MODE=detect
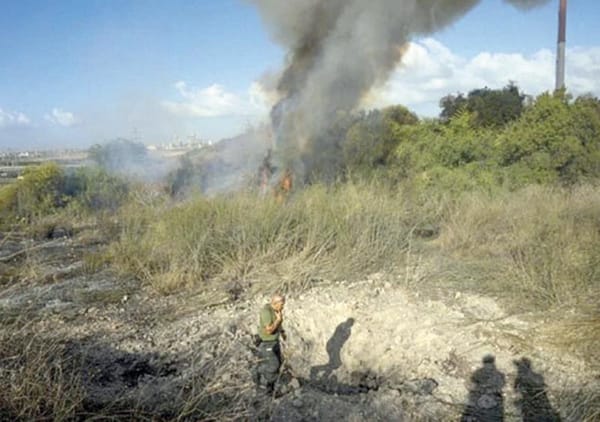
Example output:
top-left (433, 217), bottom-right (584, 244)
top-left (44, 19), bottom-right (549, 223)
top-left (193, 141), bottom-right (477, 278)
top-left (513, 357), bottom-right (561, 422)
top-left (461, 354), bottom-right (506, 422)
top-left (310, 317), bottom-right (355, 382)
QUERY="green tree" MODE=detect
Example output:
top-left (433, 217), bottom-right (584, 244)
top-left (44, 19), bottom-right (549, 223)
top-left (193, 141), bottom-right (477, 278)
top-left (439, 93), bottom-right (467, 121)
top-left (343, 105), bottom-right (418, 174)
top-left (497, 92), bottom-right (600, 185)
top-left (440, 83), bottom-right (525, 127)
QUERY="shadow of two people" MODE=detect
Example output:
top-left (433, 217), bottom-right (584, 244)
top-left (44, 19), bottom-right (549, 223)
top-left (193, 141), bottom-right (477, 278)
top-left (462, 355), bottom-right (561, 422)
top-left (307, 319), bottom-right (561, 422)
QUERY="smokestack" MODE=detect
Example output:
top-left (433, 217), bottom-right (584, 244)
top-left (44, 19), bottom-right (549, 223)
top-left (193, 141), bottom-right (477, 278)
top-left (555, 0), bottom-right (567, 90)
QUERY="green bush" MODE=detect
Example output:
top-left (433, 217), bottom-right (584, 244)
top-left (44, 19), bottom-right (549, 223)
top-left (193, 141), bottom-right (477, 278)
top-left (0, 163), bottom-right (65, 224)
top-left (0, 164), bottom-right (130, 228)
top-left (64, 166), bottom-right (129, 212)
top-left (498, 92), bottom-right (600, 186)
top-left (0, 183), bottom-right (19, 223)
top-left (343, 105), bottom-right (418, 175)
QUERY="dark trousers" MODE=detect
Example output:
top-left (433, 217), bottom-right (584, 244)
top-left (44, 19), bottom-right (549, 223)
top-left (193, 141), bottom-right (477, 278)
top-left (256, 341), bottom-right (281, 392)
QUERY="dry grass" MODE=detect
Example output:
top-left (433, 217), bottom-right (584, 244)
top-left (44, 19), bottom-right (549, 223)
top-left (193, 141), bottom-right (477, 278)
top-left (175, 335), bottom-right (258, 421)
top-left (437, 184), bottom-right (600, 309)
top-left (543, 305), bottom-right (600, 370)
top-left (0, 315), bottom-right (262, 420)
top-left (112, 181), bottom-right (417, 295)
top-left (0, 319), bottom-right (85, 420)
top-left (555, 385), bottom-right (600, 422)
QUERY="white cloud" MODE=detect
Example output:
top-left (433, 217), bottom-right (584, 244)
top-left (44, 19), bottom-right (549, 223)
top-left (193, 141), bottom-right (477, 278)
top-left (163, 81), bottom-right (270, 118)
top-left (0, 108), bottom-right (31, 128)
top-left (368, 38), bottom-right (600, 116)
top-left (45, 108), bottom-right (77, 127)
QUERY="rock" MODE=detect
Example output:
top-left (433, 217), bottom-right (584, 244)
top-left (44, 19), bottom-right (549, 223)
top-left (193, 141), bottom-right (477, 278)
top-left (400, 378), bottom-right (438, 395)
top-left (289, 378), bottom-right (301, 390)
top-left (292, 398), bottom-right (303, 408)
top-left (49, 226), bottom-right (72, 239)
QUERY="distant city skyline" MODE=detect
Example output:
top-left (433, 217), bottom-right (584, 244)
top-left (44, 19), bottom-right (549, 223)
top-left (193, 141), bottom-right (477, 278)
top-left (1, 0), bottom-right (599, 150)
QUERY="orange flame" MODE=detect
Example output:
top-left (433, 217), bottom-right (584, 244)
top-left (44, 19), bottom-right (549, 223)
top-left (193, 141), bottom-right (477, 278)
top-left (275, 168), bottom-right (293, 203)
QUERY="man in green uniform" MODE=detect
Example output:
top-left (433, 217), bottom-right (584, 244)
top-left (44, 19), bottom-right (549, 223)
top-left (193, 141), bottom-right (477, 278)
top-left (256, 293), bottom-right (286, 395)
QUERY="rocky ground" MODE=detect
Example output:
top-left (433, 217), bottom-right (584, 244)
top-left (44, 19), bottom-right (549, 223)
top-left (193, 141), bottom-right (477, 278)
top-left (0, 230), bottom-right (598, 420)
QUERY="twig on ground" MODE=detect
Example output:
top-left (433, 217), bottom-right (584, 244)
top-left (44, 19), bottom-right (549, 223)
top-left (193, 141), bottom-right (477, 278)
top-left (0, 239), bottom-right (63, 263)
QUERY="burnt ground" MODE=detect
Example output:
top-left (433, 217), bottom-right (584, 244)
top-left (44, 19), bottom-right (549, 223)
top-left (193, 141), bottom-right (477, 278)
top-left (0, 229), bottom-right (598, 421)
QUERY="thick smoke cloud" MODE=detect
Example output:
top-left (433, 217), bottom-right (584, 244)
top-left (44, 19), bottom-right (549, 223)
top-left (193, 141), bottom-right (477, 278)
top-left (248, 0), bottom-right (551, 177)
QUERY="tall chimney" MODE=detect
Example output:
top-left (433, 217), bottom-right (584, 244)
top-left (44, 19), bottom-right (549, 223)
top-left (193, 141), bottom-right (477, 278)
top-left (555, 0), bottom-right (567, 90)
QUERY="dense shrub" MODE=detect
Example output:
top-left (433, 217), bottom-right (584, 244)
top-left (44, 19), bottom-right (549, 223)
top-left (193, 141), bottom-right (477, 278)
top-left (383, 91), bottom-right (600, 192)
top-left (343, 105), bottom-right (418, 174)
top-left (64, 166), bottom-right (129, 211)
top-left (498, 92), bottom-right (600, 186)
top-left (0, 164), bottom-right (129, 227)
top-left (0, 163), bottom-right (65, 223)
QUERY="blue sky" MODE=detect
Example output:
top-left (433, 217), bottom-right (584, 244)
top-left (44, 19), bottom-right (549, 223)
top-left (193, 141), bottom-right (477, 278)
top-left (1, 0), bottom-right (599, 150)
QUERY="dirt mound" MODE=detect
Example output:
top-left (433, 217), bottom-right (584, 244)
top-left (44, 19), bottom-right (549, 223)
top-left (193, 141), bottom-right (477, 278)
top-left (272, 277), bottom-right (594, 420)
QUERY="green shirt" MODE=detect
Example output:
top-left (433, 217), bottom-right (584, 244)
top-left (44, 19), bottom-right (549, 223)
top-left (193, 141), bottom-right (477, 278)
top-left (258, 303), bottom-right (281, 342)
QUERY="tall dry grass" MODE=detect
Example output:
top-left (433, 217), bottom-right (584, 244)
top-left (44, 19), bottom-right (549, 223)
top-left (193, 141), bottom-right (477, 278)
top-left (437, 184), bottom-right (600, 309)
top-left (111, 181), bottom-right (600, 309)
top-left (112, 181), bottom-right (417, 294)
top-left (0, 318), bottom-right (84, 420)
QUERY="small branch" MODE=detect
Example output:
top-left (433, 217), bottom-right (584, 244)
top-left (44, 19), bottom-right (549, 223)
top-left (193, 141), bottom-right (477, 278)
top-left (0, 239), bottom-right (63, 263)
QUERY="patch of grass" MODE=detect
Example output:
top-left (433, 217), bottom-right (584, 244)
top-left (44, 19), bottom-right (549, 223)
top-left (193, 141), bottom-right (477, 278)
top-left (72, 285), bottom-right (130, 305)
top-left (0, 308), bottom-right (263, 421)
top-left (437, 184), bottom-right (600, 309)
top-left (543, 305), bottom-right (600, 371)
top-left (0, 320), bottom-right (85, 420)
top-left (81, 250), bottom-right (112, 274)
top-left (555, 385), bottom-right (600, 422)
top-left (0, 262), bottom-right (18, 286)
top-left (112, 181), bottom-right (416, 294)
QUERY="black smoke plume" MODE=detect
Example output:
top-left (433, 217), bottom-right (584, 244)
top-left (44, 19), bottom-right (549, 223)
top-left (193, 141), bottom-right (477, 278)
top-left (248, 0), bottom-right (551, 179)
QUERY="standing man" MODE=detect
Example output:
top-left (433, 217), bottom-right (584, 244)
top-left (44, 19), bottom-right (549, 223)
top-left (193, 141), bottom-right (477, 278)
top-left (256, 293), bottom-right (286, 395)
